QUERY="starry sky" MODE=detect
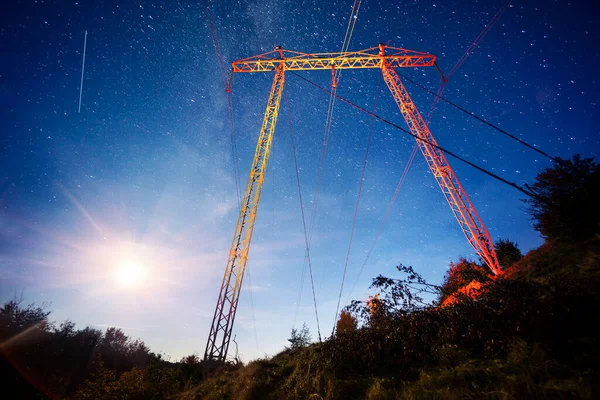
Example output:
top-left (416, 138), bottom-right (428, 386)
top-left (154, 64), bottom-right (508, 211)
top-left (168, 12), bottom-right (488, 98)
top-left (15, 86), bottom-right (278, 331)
top-left (1, 0), bottom-right (599, 362)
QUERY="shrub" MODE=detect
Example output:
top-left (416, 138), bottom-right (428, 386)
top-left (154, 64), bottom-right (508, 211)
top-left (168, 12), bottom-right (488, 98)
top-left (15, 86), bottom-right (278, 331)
top-left (288, 323), bottom-right (311, 351)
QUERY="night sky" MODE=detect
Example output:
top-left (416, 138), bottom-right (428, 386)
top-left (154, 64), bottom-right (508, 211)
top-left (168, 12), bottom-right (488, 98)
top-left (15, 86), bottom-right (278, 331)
top-left (1, 0), bottom-right (598, 361)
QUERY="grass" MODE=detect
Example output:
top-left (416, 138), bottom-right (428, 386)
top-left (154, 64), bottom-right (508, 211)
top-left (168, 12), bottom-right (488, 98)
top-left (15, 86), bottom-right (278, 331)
top-left (177, 237), bottom-right (600, 399)
top-left (505, 236), bottom-right (600, 283)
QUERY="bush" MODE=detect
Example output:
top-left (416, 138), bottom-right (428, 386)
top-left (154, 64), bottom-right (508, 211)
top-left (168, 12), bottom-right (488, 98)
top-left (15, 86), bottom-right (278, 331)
top-left (439, 258), bottom-right (490, 304)
top-left (335, 311), bottom-right (358, 336)
top-left (0, 299), bottom-right (198, 399)
top-left (494, 238), bottom-right (523, 270)
top-left (321, 271), bottom-right (600, 393)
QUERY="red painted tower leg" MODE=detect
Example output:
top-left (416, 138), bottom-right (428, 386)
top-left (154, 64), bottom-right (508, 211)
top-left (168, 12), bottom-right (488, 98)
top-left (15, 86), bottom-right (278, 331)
top-left (379, 48), bottom-right (501, 275)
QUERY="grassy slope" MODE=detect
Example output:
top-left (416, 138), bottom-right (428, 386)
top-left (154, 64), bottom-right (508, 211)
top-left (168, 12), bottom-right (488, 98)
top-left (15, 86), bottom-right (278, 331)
top-left (181, 238), bottom-right (600, 400)
top-left (505, 237), bottom-right (600, 283)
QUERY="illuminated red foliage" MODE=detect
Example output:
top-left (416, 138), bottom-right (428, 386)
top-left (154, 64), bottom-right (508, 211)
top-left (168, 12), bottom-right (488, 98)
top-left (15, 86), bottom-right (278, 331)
top-left (440, 279), bottom-right (483, 306)
top-left (439, 258), bottom-right (491, 306)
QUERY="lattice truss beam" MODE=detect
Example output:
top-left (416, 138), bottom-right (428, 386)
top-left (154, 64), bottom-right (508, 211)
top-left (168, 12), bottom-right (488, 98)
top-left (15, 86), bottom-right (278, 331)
top-left (231, 46), bottom-right (435, 73)
top-left (205, 45), bottom-right (500, 363)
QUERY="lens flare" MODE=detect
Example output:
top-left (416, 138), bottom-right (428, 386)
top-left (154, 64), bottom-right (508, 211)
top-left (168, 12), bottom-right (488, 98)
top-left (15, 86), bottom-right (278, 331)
top-left (115, 260), bottom-right (146, 287)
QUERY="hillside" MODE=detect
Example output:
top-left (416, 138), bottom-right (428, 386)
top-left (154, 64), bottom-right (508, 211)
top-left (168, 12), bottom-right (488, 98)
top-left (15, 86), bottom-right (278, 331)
top-left (179, 237), bottom-right (600, 400)
top-left (505, 238), bottom-right (600, 283)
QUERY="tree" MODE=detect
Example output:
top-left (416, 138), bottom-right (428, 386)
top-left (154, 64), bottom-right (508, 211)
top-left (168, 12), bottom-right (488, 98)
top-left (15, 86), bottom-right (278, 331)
top-left (525, 155), bottom-right (600, 243)
top-left (101, 327), bottom-right (129, 355)
top-left (96, 327), bottom-right (152, 373)
top-left (439, 258), bottom-right (490, 304)
top-left (75, 354), bottom-right (117, 400)
top-left (335, 310), bottom-right (358, 336)
top-left (494, 238), bottom-right (523, 269)
top-left (55, 320), bottom-right (76, 338)
top-left (0, 297), bottom-right (51, 340)
top-left (180, 353), bottom-right (200, 365)
top-left (287, 323), bottom-right (311, 350)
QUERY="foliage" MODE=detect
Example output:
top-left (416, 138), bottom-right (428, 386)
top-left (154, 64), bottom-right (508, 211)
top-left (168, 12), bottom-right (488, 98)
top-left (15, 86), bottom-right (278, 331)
top-left (0, 296), bottom-right (51, 336)
top-left (399, 341), bottom-right (596, 400)
top-left (346, 264), bottom-right (441, 327)
top-left (494, 238), bottom-right (523, 269)
top-left (76, 355), bottom-right (189, 400)
top-left (321, 275), bottom-right (599, 396)
top-left (526, 154), bottom-right (600, 243)
top-left (180, 353), bottom-right (200, 365)
top-left (335, 310), bottom-right (357, 336)
top-left (0, 299), bottom-right (204, 399)
top-left (438, 258), bottom-right (490, 304)
top-left (176, 241), bottom-right (600, 399)
top-left (287, 323), bottom-right (311, 351)
top-left (505, 236), bottom-right (600, 283)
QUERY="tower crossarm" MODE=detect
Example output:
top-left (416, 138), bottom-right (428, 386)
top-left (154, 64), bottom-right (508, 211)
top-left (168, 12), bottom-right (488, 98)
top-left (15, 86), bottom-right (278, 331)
top-left (232, 46), bottom-right (436, 73)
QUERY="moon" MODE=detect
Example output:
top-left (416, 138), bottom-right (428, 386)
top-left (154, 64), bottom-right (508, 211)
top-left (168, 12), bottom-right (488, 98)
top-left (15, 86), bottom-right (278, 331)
top-left (115, 260), bottom-right (146, 287)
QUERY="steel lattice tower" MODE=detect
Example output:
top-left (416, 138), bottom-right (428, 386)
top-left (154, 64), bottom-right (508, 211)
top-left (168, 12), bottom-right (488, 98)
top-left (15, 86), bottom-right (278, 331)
top-left (204, 44), bottom-right (501, 363)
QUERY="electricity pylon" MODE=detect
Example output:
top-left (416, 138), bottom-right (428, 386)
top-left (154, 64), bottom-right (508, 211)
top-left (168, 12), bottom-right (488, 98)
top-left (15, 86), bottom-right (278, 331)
top-left (204, 44), bottom-right (501, 363)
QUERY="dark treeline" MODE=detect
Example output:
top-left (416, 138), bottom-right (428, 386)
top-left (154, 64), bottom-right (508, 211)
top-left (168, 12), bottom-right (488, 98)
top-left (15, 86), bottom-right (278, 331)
top-left (0, 300), bottom-right (204, 399)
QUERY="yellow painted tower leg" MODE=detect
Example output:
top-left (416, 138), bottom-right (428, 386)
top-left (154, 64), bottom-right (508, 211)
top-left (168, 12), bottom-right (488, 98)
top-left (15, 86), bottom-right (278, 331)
top-left (204, 64), bottom-right (286, 362)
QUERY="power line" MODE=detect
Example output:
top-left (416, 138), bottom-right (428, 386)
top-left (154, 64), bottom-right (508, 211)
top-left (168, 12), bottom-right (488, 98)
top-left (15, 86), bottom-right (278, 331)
top-left (306, 0), bottom-right (363, 256)
top-left (332, 75), bottom-right (380, 335)
top-left (286, 92), bottom-right (322, 342)
top-left (296, 0), bottom-right (363, 338)
top-left (346, 144), bottom-right (418, 303)
top-left (226, 93), bottom-right (242, 207)
top-left (244, 265), bottom-right (260, 352)
top-left (447, 0), bottom-right (511, 79)
top-left (428, 0), bottom-right (511, 121)
top-left (345, 0), bottom-right (513, 299)
top-left (201, 0), bottom-right (242, 207)
top-left (398, 72), bottom-right (562, 165)
top-left (201, 0), bottom-right (228, 86)
top-left (290, 71), bottom-right (549, 206)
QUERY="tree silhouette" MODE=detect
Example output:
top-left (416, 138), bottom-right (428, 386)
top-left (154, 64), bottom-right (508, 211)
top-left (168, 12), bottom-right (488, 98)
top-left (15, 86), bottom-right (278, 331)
top-left (494, 238), bottom-right (523, 269)
top-left (0, 297), bottom-right (51, 338)
top-left (180, 353), bottom-right (200, 365)
top-left (526, 155), bottom-right (600, 243)
top-left (287, 323), bottom-right (311, 350)
top-left (336, 310), bottom-right (358, 336)
top-left (346, 265), bottom-right (441, 327)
